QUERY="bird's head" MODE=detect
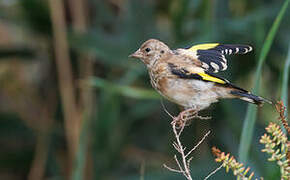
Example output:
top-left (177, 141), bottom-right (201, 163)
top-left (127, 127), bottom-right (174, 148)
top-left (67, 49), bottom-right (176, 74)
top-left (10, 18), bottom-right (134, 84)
top-left (129, 39), bottom-right (170, 67)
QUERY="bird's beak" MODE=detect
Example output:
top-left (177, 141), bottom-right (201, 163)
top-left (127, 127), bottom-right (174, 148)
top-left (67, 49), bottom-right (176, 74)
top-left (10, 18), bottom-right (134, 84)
top-left (129, 49), bottom-right (143, 59)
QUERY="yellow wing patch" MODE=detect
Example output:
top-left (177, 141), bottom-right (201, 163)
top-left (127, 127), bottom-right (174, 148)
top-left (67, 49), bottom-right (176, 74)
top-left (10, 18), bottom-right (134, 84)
top-left (168, 62), bottom-right (227, 84)
top-left (197, 72), bottom-right (226, 84)
top-left (189, 43), bottom-right (220, 51)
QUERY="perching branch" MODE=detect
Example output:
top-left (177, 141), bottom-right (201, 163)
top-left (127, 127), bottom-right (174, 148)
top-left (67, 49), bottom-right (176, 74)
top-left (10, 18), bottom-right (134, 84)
top-left (163, 108), bottom-right (211, 180)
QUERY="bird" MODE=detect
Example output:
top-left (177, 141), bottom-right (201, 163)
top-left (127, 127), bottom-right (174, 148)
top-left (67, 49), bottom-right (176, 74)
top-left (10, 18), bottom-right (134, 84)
top-left (129, 39), bottom-right (270, 119)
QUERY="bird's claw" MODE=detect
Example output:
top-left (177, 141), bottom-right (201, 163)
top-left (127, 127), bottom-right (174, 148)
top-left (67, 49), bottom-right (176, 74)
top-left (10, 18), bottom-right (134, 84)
top-left (171, 108), bottom-right (211, 128)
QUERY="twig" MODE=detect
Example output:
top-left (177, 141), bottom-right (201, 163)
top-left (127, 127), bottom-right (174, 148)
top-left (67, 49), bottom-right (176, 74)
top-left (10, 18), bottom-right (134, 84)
top-left (160, 99), bottom-right (174, 119)
top-left (163, 108), bottom-right (211, 180)
top-left (203, 164), bottom-right (223, 180)
top-left (163, 163), bottom-right (183, 173)
top-left (185, 130), bottom-right (211, 158)
top-left (172, 121), bottom-right (192, 179)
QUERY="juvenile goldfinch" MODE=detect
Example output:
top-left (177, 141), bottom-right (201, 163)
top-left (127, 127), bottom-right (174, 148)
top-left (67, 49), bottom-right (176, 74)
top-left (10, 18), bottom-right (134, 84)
top-left (129, 39), bottom-right (270, 114)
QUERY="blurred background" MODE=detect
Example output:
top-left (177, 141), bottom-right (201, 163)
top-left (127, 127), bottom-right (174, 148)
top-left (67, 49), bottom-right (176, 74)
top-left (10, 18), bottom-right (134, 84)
top-left (0, 0), bottom-right (289, 179)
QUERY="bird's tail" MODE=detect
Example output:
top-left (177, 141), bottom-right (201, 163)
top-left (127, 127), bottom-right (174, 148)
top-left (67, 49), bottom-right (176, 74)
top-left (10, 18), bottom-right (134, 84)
top-left (230, 90), bottom-right (272, 106)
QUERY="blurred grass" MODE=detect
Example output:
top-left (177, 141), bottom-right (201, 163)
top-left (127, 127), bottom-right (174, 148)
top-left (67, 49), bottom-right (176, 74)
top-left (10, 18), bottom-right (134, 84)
top-left (71, 112), bottom-right (90, 180)
top-left (90, 77), bottom-right (160, 100)
top-left (281, 45), bottom-right (290, 112)
top-left (238, 0), bottom-right (290, 163)
top-left (278, 44), bottom-right (290, 135)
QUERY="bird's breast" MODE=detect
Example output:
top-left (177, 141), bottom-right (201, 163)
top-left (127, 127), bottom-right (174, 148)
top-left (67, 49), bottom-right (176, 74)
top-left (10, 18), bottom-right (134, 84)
top-left (152, 75), bottom-right (217, 107)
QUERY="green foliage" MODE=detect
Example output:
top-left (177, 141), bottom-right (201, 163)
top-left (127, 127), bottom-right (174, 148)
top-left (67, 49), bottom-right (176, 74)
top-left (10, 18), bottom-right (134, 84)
top-left (260, 123), bottom-right (289, 179)
top-left (90, 77), bottom-right (160, 100)
top-left (213, 120), bottom-right (290, 180)
top-left (212, 147), bottom-right (258, 180)
top-left (238, 0), bottom-right (290, 163)
top-left (281, 46), bottom-right (290, 112)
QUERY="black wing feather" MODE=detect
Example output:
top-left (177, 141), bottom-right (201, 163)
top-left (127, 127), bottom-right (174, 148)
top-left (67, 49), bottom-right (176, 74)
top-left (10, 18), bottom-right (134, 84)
top-left (187, 44), bottom-right (253, 73)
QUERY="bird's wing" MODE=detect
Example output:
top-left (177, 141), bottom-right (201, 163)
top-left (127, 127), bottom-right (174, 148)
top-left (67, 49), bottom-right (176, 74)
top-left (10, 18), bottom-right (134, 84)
top-left (167, 63), bottom-right (228, 85)
top-left (167, 62), bottom-right (250, 93)
top-left (175, 43), bottom-right (253, 73)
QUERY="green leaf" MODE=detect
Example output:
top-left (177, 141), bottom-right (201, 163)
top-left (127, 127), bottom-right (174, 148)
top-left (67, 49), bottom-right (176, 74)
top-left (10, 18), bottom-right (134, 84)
top-left (89, 77), bottom-right (160, 100)
top-left (281, 45), bottom-right (290, 113)
top-left (238, 0), bottom-right (290, 163)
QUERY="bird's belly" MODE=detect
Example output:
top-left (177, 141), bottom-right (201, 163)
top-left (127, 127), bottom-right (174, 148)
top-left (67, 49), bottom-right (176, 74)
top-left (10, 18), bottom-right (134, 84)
top-left (157, 78), bottom-right (219, 109)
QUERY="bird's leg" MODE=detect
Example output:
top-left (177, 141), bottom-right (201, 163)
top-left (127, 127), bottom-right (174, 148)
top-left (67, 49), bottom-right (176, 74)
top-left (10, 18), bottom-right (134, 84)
top-left (171, 108), bottom-right (198, 128)
top-left (179, 108), bottom-right (197, 121)
top-left (171, 112), bottom-right (187, 128)
top-left (172, 107), bottom-right (212, 128)
top-left (186, 109), bottom-right (212, 120)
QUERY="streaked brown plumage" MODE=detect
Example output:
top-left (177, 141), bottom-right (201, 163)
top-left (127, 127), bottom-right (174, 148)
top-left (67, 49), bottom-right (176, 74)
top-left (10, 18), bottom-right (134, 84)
top-left (129, 39), bottom-right (270, 112)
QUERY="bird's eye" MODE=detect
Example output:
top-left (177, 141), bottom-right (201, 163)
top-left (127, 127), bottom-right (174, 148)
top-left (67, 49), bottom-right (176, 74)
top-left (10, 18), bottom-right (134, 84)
top-left (160, 50), bottom-right (164, 54)
top-left (145, 48), bottom-right (151, 53)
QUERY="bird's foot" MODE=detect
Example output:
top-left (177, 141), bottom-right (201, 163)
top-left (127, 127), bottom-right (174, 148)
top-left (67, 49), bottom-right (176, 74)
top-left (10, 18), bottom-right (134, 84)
top-left (171, 108), bottom-right (198, 128)
top-left (171, 116), bottom-right (184, 128)
top-left (171, 108), bottom-right (211, 128)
